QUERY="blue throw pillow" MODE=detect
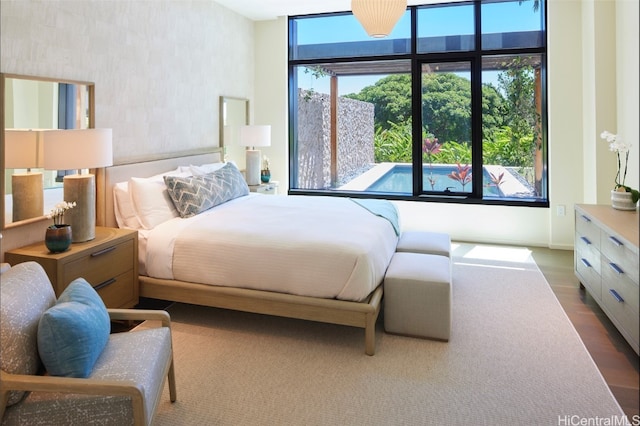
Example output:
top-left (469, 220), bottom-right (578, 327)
top-left (37, 278), bottom-right (110, 378)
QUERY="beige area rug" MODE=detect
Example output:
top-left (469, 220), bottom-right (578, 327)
top-left (141, 244), bottom-right (628, 426)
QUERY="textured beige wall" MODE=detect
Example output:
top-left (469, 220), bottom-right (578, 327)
top-left (1, 0), bottom-right (254, 164)
top-left (1, 0), bottom-right (254, 256)
top-left (253, 17), bottom-right (288, 190)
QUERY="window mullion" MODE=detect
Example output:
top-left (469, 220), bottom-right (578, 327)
top-left (471, 57), bottom-right (484, 199)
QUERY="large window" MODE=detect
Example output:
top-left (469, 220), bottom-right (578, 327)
top-left (288, 0), bottom-right (547, 206)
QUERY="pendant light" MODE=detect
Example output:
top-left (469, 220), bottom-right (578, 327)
top-left (351, 0), bottom-right (407, 38)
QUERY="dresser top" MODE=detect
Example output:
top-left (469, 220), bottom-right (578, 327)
top-left (576, 204), bottom-right (639, 248)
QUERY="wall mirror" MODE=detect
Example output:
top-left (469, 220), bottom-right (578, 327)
top-left (219, 96), bottom-right (249, 169)
top-left (1, 73), bottom-right (95, 229)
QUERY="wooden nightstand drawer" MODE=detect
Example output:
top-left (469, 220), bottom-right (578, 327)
top-left (4, 227), bottom-right (139, 309)
top-left (64, 239), bottom-right (134, 287)
top-left (97, 271), bottom-right (137, 308)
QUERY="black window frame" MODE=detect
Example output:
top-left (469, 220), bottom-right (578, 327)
top-left (287, 0), bottom-right (549, 208)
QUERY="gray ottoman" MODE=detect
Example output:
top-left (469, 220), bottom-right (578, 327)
top-left (383, 252), bottom-right (452, 341)
top-left (396, 231), bottom-right (451, 257)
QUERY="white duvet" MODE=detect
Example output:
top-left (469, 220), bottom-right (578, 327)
top-left (144, 194), bottom-right (399, 302)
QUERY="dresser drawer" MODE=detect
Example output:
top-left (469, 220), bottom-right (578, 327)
top-left (575, 234), bottom-right (601, 275)
top-left (575, 211), bottom-right (601, 250)
top-left (602, 259), bottom-right (640, 314)
top-left (576, 254), bottom-right (601, 300)
top-left (602, 264), bottom-right (640, 349)
top-left (63, 239), bottom-right (134, 287)
top-left (574, 205), bottom-right (639, 355)
top-left (601, 232), bottom-right (639, 284)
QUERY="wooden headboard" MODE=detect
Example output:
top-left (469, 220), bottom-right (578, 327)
top-left (97, 148), bottom-right (224, 228)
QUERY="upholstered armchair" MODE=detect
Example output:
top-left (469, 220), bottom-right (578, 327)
top-left (0, 261), bottom-right (176, 425)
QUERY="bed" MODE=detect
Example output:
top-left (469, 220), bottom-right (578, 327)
top-left (97, 149), bottom-right (399, 355)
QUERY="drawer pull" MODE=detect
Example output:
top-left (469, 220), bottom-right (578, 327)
top-left (608, 236), bottom-right (623, 247)
top-left (94, 278), bottom-right (116, 291)
top-left (580, 236), bottom-right (591, 245)
top-left (580, 215), bottom-right (591, 223)
top-left (608, 263), bottom-right (624, 275)
top-left (91, 246), bottom-right (116, 257)
top-left (580, 258), bottom-right (592, 268)
top-left (608, 289), bottom-right (624, 303)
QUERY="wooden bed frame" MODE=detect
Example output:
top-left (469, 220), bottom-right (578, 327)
top-left (96, 149), bottom-right (383, 355)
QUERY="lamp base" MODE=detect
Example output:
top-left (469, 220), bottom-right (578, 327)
top-left (12, 173), bottom-right (44, 222)
top-left (63, 174), bottom-right (96, 242)
top-left (245, 149), bottom-right (261, 186)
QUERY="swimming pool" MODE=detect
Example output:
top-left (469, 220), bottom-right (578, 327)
top-left (365, 164), bottom-right (500, 195)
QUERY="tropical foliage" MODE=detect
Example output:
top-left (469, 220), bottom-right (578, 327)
top-left (348, 65), bottom-right (538, 188)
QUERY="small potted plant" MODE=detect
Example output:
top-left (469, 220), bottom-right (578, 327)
top-left (45, 201), bottom-right (76, 253)
top-left (261, 156), bottom-right (271, 183)
top-left (600, 131), bottom-right (639, 210)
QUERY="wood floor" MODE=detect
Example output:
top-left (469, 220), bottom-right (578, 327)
top-left (531, 246), bottom-right (640, 419)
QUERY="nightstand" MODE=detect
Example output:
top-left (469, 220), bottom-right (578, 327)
top-left (249, 181), bottom-right (279, 195)
top-left (5, 227), bottom-right (139, 308)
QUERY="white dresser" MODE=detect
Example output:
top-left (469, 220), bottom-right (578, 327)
top-left (574, 204), bottom-right (639, 355)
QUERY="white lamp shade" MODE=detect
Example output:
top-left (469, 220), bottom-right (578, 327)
top-left (351, 0), bottom-right (407, 38)
top-left (239, 125), bottom-right (271, 148)
top-left (5, 129), bottom-right (44, 168)
top-left (43, 128), bottom-right (113, 170)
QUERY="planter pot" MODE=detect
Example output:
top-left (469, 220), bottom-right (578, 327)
top-left (611, 189), bottom-right (638, 211)
top-left (261, 170), bottom-right (271, 183)
top-left (45, 225), bottom-right (72, 253)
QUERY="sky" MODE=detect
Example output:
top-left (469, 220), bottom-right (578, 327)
top-left (295, 1), bottom-right (542, 95)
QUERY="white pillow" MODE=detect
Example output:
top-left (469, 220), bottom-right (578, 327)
top-left (189, 162), bottom-right (226, 176)
top-left (113, 182), bottom-right (142, 229)
top-left (128, 169), bottom-right (191, 230)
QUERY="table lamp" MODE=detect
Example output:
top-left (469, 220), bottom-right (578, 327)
top-left (5, 130), bottom-right (44, 222)
top-left (239, 125), bottom-right (271, 186)
top-left (43, 129), bottom-right (113, 242)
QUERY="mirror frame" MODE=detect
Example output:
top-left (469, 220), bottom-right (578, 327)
top-left (219, 96), bottom-right (249, 165)
top-left (1, 73), bottom-right (95, 230)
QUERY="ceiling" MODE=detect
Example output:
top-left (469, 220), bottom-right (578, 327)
top-left (213, 0), bottom-right (439, 21)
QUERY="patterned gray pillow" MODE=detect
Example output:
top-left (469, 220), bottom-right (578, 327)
top-left (164, 162), bottom-right (249, 218)
top-left (0, 262), bottom-right (57, 406)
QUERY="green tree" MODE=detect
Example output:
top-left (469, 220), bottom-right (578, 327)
top-left (423, 74), bottom-right (505, 145)
top-left (346, 74), bottom-right (412, 131)
top-left (348, 73), bottom-right (504, 145)
top-left (497, 59), bottom-right (536, 139)
top-left (348, 68), bottom-right (536, 170)
top-left (421, 73), bottom-right (472, 144)
top-left (482, 83), bottom-right (506, 140)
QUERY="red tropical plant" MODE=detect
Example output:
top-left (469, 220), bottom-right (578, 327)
top-left (423, 137), bottom-right (441, 190)
top-left (423, 137), bottom-right (441, 157)
top-left (489, 171), bottom-right (505, 187)
top-left (448, 163), bottom-right (472, 191)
